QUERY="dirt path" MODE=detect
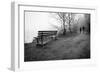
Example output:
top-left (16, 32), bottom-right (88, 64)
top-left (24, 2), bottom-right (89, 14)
top-left (43, 34), bottom-right (90, 59)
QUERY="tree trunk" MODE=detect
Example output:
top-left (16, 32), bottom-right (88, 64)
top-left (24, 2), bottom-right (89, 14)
top-left (68, 13), bottom-right (72, 33)
top-left (63, 13), bottom-right (66, 35)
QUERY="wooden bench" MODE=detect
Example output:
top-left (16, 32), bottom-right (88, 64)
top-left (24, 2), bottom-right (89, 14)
top-left (35, 31), bottom-right (57, 47)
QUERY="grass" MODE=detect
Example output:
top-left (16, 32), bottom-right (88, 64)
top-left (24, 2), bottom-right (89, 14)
top-left (24, 32), bottom-right (90, 62)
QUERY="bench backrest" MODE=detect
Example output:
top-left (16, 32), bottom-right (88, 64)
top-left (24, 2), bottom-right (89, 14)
top-left (38, 31), bottom-right (57, 37)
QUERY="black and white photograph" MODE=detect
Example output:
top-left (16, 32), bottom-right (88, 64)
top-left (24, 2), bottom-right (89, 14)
top-left (24, 11), bottom-right (90, 62)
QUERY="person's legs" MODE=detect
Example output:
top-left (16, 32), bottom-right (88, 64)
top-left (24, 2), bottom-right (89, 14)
top-left (80, 27), bottom-right (81, 33)
top-left (83, 26), bottom-right (85, 33)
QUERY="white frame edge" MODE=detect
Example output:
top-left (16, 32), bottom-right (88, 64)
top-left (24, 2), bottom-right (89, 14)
top-left (11, 2), bottom-right (19, 71)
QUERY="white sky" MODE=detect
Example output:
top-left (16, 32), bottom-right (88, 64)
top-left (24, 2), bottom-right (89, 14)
top-left (25, 12), bottom-right (85, 43)
top-left (25, 12), bottom-right (58, 43)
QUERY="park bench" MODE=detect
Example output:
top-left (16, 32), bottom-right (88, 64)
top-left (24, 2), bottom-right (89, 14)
top-left (35, 31), bottom-right (57, 47)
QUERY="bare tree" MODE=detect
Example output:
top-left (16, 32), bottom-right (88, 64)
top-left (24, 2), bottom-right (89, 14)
top-left (66, 13), bottom-right (75, 33)
top-left (57, 12), bottom-right (75, 34)
top-left (57, 12), bottom-right (66, 35)
top-left (50, 12), bottom-right (75, 35)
